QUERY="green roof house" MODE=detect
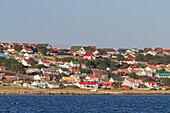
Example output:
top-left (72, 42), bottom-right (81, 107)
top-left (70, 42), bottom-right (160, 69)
top-left (70, 61), bottom-right (81, 68)
top-left (154, 73), bottom-right (170, 78)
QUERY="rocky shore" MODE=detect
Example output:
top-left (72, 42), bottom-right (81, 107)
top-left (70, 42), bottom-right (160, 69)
top-left (0, 91), bottom-right (170, 95)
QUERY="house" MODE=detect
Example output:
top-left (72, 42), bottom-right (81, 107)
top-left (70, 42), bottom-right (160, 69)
top-left (147, 51), bottom-right (157, 56)
top-left (41, 68), bottom-right (56, 74)
top-left (93, 70), bottom-right (109, 79)
top-left (70, 61), bottom-right (81, 68)
top-left (118, 69), bottom-right (129, 73)
top-left (76, 82), bottom-right (98, 89)
top-left (21, 59), bottom-right (30, 66)
top-left (11, 43), bottom-right (20, 47)
top-left (58, 63), bottom-right (71, 69)
top-left (24, 53), bottom-right (35, 57)
top-left (21, 48), bottom-right (33, 53)
top-left (144, 82), bottom-right (158, 88)
top-left (85, 76), bottom-right (99, 82)
top-left (3, 75), bottom-right (17, 81)
top-left (70, 75), bottom-right (80, 82)
top-left (144, 48), bottom-right (153, 52)
top-left (38, 60), bottom-right (50, 67)
top-left (122, 79), bottom-right (140, 88)
top-left (100, 81), bottom-right (114, 88)
top-left (71, 69), bottom-right (81, 74)
top-left (0, 53), bottom-right (10, 58)
top-left (112, 70), bottom-right (120, 74)
top-left (58, 68), bottom-right (70, 75)
top-left (21, 43), bottom-right (30, 48)
top-left (37, 44), bottom-right (52, 49)
top-left (83, 51), bottom-right (96, 59)
top-left (45, 74), bottom-right (51, 81)
top-left (34, 74), bottom-right (46, 81)
top-left (0, 43), bottom-right (11, 48)
top-left (61, 77), bottom-right (76, 84)
top-left (128, 67), bottom-right (146, 75)
top-left (154, 73), bottom-right (170, 78)
top-left (7, 48), bottom-right (15, 52)
top-left (26, 68), bottom-right (41, 74)
top-left (56, 53), bottom-right (74, 58)
top-left (52, 48), bottom-right (58, 51)
top-left (165, 68), bottom-right (170, 72)
top-left (126, 59), bottom-right (136, 64)
top-left (145, 66), bottom-right (157, 73)
top-left (29, 44), bottom-right (37, 48)
top-left (47, 83), bottom-right (60, 89)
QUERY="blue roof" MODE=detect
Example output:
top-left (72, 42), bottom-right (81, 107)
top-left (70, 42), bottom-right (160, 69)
top-left (0, 53), bottom-right (10, 58)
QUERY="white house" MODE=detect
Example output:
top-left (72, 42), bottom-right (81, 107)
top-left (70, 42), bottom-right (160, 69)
top-left (144, 82), bottom-right (158, 88)
top-left (122, 79), bottom-right (140, 88)
top-left (21, 48), bottom-right (33, 53)
top-left (85, 76), bottom-right (99, 82)
top-left (126, 59), bottom-right (137, 64)
top-left (76, 82), bottom-right (98, 89)
top-left (69, 61), bottom-right (80, 68)
top-left (83, 51), bottom-right (96, 59)
top-left (147, 51), bottom-right (157, 56)
top-left (7, 48), bottom-right (15, 52)
top-left (21, 59), bottom-right (31, 66)
top-left (24, 53), bottom-right (35, 57)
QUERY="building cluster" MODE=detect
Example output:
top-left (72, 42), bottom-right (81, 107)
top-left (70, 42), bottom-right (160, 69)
top-left (0, 42), bottom-right (170, 90)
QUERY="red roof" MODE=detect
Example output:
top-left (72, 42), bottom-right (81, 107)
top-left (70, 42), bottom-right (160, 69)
top-left (112, 71), bottom-right (120, 74)
top-left (129, 67), bottom-right (140, 69)
top-left (119, 69), bottom-right (128, 72)
top-left (71, 69), bottom-right (80, 73)
top-left (120, 76), bottom-right (130, 79)
top-left (122, 85), bottom-right (130, 88)
top-left (83, 51), bottom-right (93, 56)
top-left (8, 48), bottom-right (14, 49)
top-left (145, 82), bottom-right (157, 85)
top-left (126, 59), bottom-right (135, 62)
top-left (25, 48), bottom-right (33, 52)
top-left (41, 60), bottom-right (49, 63)
top-left (135, 79), bottom-right (143, 82)
top-left (52, 48), bottom-right (58, 51)
top-left (78, 82), bottom-right (97, 85)
top-left (89, 46), bottom-right (97, 50)
top-left (24, 59), bottom-right (28, 61)
top-left (11, 43), bottom-right (20, 46)
top-left (45, 74), bottom-right (50, 77)
top-left (100, 82), bottom-right (113, 86)
top-left (88, 75), bottom-right (97, 78)
top-left (148, 66), bottom-right (157, 69)
top-left (1, 43), bottom-right (9, 46)
top-left (129, 69), bottom-right (138, 73)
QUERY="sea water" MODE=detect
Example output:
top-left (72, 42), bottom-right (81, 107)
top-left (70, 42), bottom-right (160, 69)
top-left (0, 95), bottom-right (169, 113)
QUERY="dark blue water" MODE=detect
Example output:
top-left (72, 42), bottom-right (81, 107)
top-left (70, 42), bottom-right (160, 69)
top-left (0, 95), bottom-right (169, 113)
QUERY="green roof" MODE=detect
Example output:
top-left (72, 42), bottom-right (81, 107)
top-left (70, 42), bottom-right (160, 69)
top-left (96, 70), bottom-right (102, 73)
top-left (154, 73), bottom-right (170, 76)
top-left (112, 77), bottom-right (125, 82)
top-left (70, 46), bottom-right (82, 51)
top-left (37, 44), bottom-right (49, 47)
top-left (83, 47), bottom-right (90, 51)
top-left (72, 61), bottom-right (80, 64)
top-left (61, 68), bottom-right (68, 71)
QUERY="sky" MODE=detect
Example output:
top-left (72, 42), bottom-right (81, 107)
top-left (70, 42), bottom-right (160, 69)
top-left (0, 0), bottom-right (170, 49)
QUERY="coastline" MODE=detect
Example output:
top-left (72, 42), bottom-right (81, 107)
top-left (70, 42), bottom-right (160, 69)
top-left (0, 89), bottom-right (170, 95)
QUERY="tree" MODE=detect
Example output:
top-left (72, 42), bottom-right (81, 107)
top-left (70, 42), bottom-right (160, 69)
top-left (128, 72), bottom-right (138, 79)
top-left (116, 54), bottom-right (125, 61)
top-left (161, 78), bottom-right (170, 87)
top-left (14, 45), bottom-right (22, 52)
top-left (28, 58), bottom-right (38, 66)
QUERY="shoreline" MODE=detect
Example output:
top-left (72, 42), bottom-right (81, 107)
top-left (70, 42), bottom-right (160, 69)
top-left (0, 90), bottom-right (170, 95)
